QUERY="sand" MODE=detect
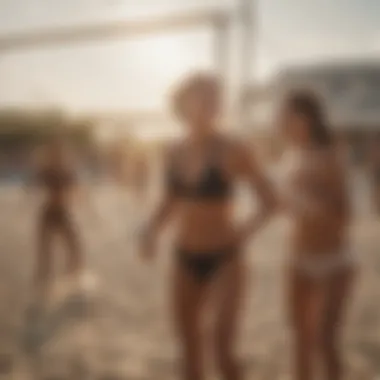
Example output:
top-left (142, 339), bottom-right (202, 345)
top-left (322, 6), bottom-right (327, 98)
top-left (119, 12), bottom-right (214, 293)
top-left (0, 180), bottom-right (378, 380)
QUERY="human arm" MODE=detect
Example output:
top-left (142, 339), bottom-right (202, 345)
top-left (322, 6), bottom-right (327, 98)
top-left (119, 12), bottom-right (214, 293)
top-left (138, 149), bottom-right (177, 259)
top-left (233, 141), bottom-right (279, 243)
top-left (141, 191), bottom-right (176, 239)
top-left (308, 155), bottom-right (350, 221)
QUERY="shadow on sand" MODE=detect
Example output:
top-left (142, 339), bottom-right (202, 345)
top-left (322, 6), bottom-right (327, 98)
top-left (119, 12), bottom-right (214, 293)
top-left (22, 292), bottom-right (89, 355)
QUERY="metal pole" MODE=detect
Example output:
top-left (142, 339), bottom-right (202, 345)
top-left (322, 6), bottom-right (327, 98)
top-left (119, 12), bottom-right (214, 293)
top-left (213, 16), bottom-right (231, 126)
top-left (239, 0), bottom-right (255, 132)
top-left (0, 9), bottom-right (229, 53)
top-left (213, 16), bottom-right (229, 80)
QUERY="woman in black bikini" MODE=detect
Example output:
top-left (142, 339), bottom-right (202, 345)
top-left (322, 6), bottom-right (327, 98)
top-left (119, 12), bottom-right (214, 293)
top-left (139, 72), bottom-right (277, 380)
top-left (32, 138), bottom-right (82, 295)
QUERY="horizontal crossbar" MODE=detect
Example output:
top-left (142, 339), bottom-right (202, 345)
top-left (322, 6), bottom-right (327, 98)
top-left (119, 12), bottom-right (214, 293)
top-left (0, 9), bottom-right (230, 53)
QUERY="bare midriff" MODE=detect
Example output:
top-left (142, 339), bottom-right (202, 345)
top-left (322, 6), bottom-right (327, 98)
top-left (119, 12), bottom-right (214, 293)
top-left (291, 216), bottom-right (348, 257)
top-left (175, 199), bottom-right (237, 251)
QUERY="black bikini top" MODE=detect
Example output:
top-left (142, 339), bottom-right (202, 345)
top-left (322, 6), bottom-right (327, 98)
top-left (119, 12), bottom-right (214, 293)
top-left (166, 140), bottom-right (233, 200)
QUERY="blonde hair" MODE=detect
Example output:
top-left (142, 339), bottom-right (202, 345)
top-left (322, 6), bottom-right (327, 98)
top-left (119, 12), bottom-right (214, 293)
top-left (170, 71), bottom-right (222, 119)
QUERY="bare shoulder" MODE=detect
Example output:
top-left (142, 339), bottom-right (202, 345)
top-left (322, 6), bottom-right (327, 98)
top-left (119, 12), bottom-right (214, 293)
top-left (229, 136), bottom-right (259, 171)
top-left (220, 133), bottom-right (254, 158)
top-left (219, 133), bottom-right (258, 176)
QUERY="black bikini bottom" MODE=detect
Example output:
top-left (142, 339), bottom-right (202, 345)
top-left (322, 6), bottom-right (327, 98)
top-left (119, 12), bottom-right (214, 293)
top-left (176, 246), bottom-right (235, 283)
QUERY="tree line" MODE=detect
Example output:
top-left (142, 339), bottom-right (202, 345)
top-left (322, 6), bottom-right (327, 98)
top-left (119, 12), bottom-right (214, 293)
top-left (0, 108), bottom-right (98, 178)
top-left (0, 108), bottom-right (94, 151)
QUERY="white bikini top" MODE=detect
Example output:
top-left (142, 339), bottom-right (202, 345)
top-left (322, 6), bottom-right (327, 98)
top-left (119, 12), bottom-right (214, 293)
top-left (277, 148), bottom-right (324, 211)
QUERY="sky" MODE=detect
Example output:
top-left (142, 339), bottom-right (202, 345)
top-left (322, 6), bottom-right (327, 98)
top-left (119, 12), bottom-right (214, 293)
top-left (0, 0), bottom-right (379, 113)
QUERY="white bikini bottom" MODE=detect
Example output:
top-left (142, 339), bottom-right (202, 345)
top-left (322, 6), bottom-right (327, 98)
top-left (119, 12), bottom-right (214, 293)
top-left (291, 250), bottom-right (356, 279)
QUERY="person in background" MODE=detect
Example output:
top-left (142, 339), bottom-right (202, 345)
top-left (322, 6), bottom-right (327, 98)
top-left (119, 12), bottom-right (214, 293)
top-left (278, 90), bottom-right (355, 380)
top-left (139, 71), bottom-right (277, 380)
top-left (30, 138), bottom-right (83, 298)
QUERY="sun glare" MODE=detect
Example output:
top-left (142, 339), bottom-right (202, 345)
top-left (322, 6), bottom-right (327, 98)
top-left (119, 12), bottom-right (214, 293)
top-left (134, 31), bottom-right (213, 95)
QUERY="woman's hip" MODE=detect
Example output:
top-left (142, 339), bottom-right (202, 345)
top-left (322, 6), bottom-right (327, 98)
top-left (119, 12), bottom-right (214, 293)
top-left (287, 249), bottom-right (357, 281)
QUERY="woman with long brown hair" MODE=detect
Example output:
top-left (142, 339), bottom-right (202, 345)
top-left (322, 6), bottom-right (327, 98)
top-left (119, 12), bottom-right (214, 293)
top-left (138, 71), bottom-right (277, 380)
top-left (278, 90), bottom-right (355, 380)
